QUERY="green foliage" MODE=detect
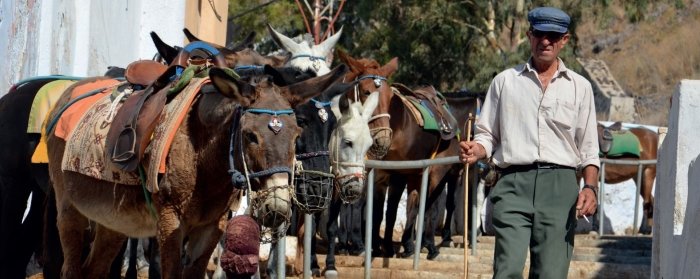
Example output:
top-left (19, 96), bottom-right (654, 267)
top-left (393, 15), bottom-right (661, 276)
top-left (227, 0), bottom-right (686, 93)
top-left (228, 0), bottom-right (304, 52)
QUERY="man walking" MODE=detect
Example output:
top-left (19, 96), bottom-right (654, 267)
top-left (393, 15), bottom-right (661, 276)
top-left (460, 6), bottom-right (600, 278)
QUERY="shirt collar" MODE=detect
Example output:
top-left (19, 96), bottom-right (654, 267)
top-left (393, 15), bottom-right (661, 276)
top-left (518, 57), bottom-right (571, 80)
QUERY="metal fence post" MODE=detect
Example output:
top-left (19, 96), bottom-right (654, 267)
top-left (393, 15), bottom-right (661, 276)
top-left (304, 213), bottom-right (312, 278)
top-left (277, 225), bottom-right (286, 278)
top-left (633, 163), bottom-right (643, 234)
top-left (598, 162), bottom-right (606, 236)
top-left (365, 169), bottom-right (375, 279)
top-left (413, 167), bottom-right (431, 270)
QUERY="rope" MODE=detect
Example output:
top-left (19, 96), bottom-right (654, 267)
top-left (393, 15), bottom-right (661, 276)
top-left (45, 84), bottom-right (122, 135)
top-left (138, 164), bottom-right (158, 221)
top-left (296, 150), bottom-right (330, 160)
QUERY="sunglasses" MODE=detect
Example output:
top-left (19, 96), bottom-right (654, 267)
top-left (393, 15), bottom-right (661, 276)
top-left (530, 30), bottom-right (566, 41)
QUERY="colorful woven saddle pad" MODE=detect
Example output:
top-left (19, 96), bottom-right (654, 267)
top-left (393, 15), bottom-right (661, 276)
top-left (60, 84), bottom-right (141, 185)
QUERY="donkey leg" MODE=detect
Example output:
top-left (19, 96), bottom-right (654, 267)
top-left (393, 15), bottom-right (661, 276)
top-left (155, 207), bottom-right (184, 279)
top-left (323, 198), bottom-right (342, 277)
top-left (55, 202), bottom-right (89, 278)
top-left (83, 224), bottom-right (128, 278)
top-left (0, 175), bottom-right (33, 278)
top-left (348, 200), bottom-right (365, 256)
top-left (441, 174), bottom-right (458, 247)
top-left (640, 168), bottom-right (656, 234)
top-left (400, 188), bottom-right (420, 258)
top-left (371, 183), bottom-right (388, 256)
top-left (183, 222), bottom-right (225, 278)
top-left (383, 178), bottom-right (405, 258)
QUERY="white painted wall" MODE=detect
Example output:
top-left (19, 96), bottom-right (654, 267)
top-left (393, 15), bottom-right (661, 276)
top-left (0, 0), bottom-right (186, 97)
top-left (652, 80), bottom-right (700, 279)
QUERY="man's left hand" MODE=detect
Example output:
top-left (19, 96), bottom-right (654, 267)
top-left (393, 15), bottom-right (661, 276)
top-left (576, 188), bottom-right (597, 217)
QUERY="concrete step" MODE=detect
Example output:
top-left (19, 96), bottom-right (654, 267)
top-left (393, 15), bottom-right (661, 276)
top-left (287, 259), bottom-right (650, 279)
top-left (285, 235), bottom-right (652, 278)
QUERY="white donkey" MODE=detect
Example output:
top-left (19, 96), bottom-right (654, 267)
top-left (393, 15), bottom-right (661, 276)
top-left (329, 92), bottom-right (378, 203)
top-left (267, 24), bottom-right (343, 75)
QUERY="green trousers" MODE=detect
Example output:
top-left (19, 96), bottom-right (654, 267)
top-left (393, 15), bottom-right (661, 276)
top-left (489, 168), bottom-right (579, 279)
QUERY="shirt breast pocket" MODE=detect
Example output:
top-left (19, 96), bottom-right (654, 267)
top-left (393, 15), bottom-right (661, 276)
top-left (553, 100), bottom-right (577, 130)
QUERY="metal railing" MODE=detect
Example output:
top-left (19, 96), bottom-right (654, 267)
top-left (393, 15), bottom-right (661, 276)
top-left (597, 158), bottom-right (657, 235)
top-left (362, 156), bottom-right (474, 278)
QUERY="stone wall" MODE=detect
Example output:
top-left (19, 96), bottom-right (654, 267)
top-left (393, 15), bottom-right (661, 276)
top-left (0, 0), bottom-right (228, 98)
top-left (652, 80), bottom-right (700, 278)
top-left (577, 58), bottom-right (637, 123)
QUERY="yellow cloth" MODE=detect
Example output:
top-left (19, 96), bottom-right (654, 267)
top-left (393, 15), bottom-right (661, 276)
top-left (29, 80), bottom-right (78, 163)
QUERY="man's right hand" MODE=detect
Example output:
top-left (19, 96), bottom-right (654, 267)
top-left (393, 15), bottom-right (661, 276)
top-left (459, 141), bottom-right (486, 164)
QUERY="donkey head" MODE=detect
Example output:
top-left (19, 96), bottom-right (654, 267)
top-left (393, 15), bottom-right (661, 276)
top-left (208, 64), bottom-right (348, 235)
top-left (337, 50), bottom-right (398, 159)
top-left (329, 92), bottom-right (379, 203)
top-left (293, 75), bottom-right (356, 213)
top-left (267, 24), bottom-right (343, 75)
top-left (182, 28), bottom-right (288, 68)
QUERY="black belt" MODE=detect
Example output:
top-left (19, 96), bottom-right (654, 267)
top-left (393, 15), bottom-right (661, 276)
top-left (498, 162), bottom-right (575, 175)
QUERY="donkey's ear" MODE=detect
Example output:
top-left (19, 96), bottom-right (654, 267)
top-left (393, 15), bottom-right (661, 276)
top-left (361, 92), bottom-right (379, 123)
top-left (209, 68), bottom-right (254, 106)
top-left (316, 26), bottom-right (343, 57)
top-left (331, 94), bottom-right (350, 121)
top-left (183, 28), bottom-right (202, 42)
top-left (263, 65), bottom-right (288, 86)
top-left (229, 31), bottom-right (256, 52)
top-left (381, 57), bottom-right (399, 77)
top-left (268, 24), bottom-right (305, 54)
top-left (336, 48), bottom-right (362, 75)
top-left (150, 32), bottom-right (179, 65)
top-left (322, 79), bottom-right (357, 102)
top-left (287, 64), bottom-right (348, 107)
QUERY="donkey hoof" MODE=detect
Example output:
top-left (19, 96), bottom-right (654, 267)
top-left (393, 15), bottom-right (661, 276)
top-left (312, 268), bottom-right (321, 277)
top-left (427, 249), bottom-right (440, 260)
top-left (324, 269), bottom-right (338, 279)
top-left (400, 249), bottom-right (414, 258)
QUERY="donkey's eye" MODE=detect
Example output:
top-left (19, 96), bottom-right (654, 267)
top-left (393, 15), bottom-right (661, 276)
top-left (244, 131), bottom-right (259, 145)
top-left (297, 117), bottom-right (308, 127)
top-left (343, 139), bottom-right (353, 148)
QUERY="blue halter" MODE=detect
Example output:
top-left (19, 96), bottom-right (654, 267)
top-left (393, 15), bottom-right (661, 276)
top-left (289, 54), bottom-right (326, 61)
top-left (228, 107), bottom-right (296, 189)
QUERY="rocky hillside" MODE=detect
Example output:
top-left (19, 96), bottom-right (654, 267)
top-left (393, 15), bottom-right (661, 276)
top-left (575, 1), bottom-right (700, 126)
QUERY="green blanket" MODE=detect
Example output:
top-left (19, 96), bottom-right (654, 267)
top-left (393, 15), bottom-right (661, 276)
top-left (407, 99), bottom-right (439, 131)
top-left (602, 131), bottom-right (641, 158)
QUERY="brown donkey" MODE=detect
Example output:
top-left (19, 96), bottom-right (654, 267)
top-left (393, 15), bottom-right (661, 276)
top-left (336, 51), bottom-right (480, 260)
top-left (46, 62), bottom-right (348, 278)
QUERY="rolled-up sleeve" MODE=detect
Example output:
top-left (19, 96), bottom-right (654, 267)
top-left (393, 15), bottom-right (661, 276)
top-left (474, 76), bottom-right (502, 158)
top-left (575, 81), bottom-right (600, 168)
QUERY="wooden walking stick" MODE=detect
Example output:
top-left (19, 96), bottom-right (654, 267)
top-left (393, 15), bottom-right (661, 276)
top-left (463, 113), bottom-right (474, 278)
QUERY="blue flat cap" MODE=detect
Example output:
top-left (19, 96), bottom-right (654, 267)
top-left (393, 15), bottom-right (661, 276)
top-left (528, 7), bottom-right (570, 33)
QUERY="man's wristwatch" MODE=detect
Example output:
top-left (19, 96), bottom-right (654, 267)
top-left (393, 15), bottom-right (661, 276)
top-left (583, 184), bottom-right (598, 198)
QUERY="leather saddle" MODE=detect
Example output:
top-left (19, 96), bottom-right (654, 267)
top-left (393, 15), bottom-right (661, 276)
top-left (105, 65), bottom-right (178, 172)
top-left (125, 60), bottom-right (168, 88)
top-left (599, 121), bottom-right (623, 154)
top-left (393, 83), bottom-right (459, 140)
